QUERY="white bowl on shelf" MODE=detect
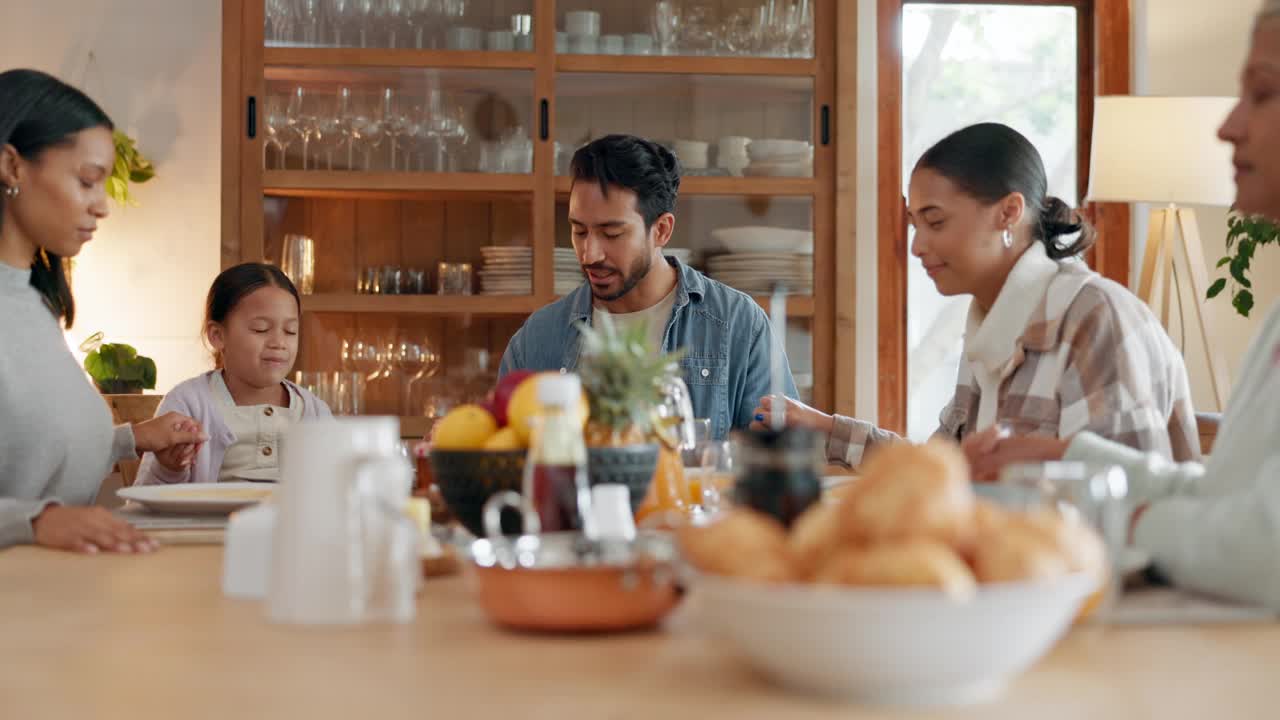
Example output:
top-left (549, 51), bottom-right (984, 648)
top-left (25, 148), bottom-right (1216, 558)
top-left (744, 161), bottom-right (813, 178)
top-left (693, 571), bottom-right (1095, 706)
top-left (710, 226), bottom-right (814, 255)
top-left (747, 139), bottom-right (812, 161)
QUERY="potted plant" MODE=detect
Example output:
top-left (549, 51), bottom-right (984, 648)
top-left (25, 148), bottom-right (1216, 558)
top-left (1207, 211), bottom-right (1278, 317)
top-left (106, 129), bottom-right (156, 206)
top-left (80, 332), bottom-right (157, 395)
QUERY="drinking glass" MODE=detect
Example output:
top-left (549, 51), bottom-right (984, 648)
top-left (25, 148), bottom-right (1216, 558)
top-left (699, 440), bottom-right (738, 510)
top-left (653, 1), bottom-right (681, 56)
top-left (280, 234), bottom-right (315, 294)
top-left (296, 0), bottom-right (323, 45)
top-left (437, 262), bottom-right (473, 295)
top-left (998, 462), bottom-right (1131, 622)
top-left (262, 95), bottom-right (294, 169)
top-left (286, 86), bottom-right (319, 170)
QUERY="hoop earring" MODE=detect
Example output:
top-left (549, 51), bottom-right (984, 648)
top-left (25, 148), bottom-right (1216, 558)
top-left (1001, 229), bottom-right (1014, 249)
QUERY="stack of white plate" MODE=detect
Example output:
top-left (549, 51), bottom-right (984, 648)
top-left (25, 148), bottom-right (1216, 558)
top-left (710, 227), bottom-right (814, 255)
top-left (479, 246), bottom-right (533, 295)
top-left (555, 248), bottom-right (583, 295)
top-left (745, 139), bottom-right (813, 178)
top-left (706, 252), bottom-right (813, 294)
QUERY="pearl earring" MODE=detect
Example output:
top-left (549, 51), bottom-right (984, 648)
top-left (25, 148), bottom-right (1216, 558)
top-left (2, 185), bottom-right (17, 198)
top-left (1001, 229), bottom-right (1013, 248)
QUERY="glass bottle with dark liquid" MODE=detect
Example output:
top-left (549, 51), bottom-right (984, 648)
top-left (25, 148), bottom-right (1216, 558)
top-left (734, 427), bottom-right (822, 527)
top-left (521, 374), bottom-right (590, 534)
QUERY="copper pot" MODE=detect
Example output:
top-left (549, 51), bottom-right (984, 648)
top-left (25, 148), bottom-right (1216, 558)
top-left (466, 492), bottom-right (683, 632)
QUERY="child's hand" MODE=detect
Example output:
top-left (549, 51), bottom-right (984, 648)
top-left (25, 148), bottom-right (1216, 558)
top-left (154, 441), bottom-right (199, 473)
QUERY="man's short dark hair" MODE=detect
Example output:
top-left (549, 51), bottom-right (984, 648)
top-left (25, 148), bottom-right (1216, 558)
top-left (569, 134), bottom-right (682, 229)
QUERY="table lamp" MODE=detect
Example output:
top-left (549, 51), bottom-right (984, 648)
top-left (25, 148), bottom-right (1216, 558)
top-left (1087, 95), bottom-right (1237, 407)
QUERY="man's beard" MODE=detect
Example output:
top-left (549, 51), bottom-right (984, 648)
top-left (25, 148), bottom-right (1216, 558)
top-left (584, 251), bottom-right (654, 302)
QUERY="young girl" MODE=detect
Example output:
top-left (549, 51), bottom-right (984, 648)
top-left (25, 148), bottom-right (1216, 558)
top-left (755, 123), bottom-right (1200, 471)
top-left (135, 263), bottom-right (330, 485)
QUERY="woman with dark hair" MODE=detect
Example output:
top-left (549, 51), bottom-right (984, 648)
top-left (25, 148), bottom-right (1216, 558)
top-left (970, 1), bottom-right (1280, 610)
top-left (0, 69), bottom-right (207, 552)
top-left (134, 262), bottom-right (331, 486)
top-left (756, 122), bottom-right (1199, 470)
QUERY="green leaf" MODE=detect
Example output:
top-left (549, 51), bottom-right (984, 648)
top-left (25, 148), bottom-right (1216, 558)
top-left (1230, 254), bottom-right (1253, 288)
top-left (1206, 277), bottom-right (1227, 299)
top-left (1233, 289), bottom-right (1255, 317)
top-left (1216, 256), bottom-right (1232, 268)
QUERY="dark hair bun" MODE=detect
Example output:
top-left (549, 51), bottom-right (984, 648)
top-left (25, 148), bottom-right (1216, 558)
top-left (1039, 196), bottom-right (1097, 260)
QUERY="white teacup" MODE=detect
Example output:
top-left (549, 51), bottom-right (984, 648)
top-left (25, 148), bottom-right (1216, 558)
top-left (600, 34), bottom-right (625, 55)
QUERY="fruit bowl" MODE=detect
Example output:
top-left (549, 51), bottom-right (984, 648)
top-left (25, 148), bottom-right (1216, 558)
top-left (430, 449), bottom-right (526, 537)
top-left (587, 444), bottom-right (659, 512)
top-left (693, 570), bottom-right (1095, 706)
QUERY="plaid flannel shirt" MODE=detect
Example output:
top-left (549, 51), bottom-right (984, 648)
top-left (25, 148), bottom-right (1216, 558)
top-left (829, 261), bottom-right (1202, 469)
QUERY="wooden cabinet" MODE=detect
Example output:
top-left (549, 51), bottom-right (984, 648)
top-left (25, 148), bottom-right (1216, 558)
top-left (221, 0), bottom-right (850, 435)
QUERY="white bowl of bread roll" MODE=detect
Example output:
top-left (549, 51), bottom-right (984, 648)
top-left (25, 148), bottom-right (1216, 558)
top-left (678, 439), bottom-right (1105, 707)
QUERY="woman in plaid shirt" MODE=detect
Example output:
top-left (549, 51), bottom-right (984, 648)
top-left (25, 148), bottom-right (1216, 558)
top-left (755, 122), bottom-right (1201, 471)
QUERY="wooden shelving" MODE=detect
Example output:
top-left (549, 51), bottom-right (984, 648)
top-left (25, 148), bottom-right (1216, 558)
top-left (264, 171), bottom-right (535, 199)
top-left (555, 54), bottom-right (817, 77)
top-left (302, 293), bottom-right (543, 315)
top-left (300, 292), bottom-right (813, 318)
top-left (554, 175), bottom-right (816, 197)
top-left (264, 47), bottom-right (536, 70)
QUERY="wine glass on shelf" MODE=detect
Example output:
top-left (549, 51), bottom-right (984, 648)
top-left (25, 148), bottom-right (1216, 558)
top-left (262, 94), bottom-right (294, 169)
top-left (405, 0), bottom-right (438, 49)
top-left (312, 88), bottom-right (350, 170)
top-left (395, 339), bottom-right (441, 415)
top-left (380, 88), bottom-right (412, 171)
top-left (349, 91), bottom-right (388, 170)
top-left (353, 0), bottom-right (379, 47)
top-left (349, 336), bottom-right (384, 381)
top-left (325, 0), bottom-right (353, 46)
top-left (286, 86), bottom-right (319, 170)
top-left (266, 0), bottom-right (295, 45)
top-left (295, 0), bottom-right (323, 46)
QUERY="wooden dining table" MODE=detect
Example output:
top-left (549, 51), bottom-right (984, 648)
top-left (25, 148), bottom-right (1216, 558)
top-left (2, 545), bottom-right (1278, 720)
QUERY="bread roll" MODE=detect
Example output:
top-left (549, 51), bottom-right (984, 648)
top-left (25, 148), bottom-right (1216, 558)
top-left (678, 509), bottom-right (796, 583)
top-left (814, 539), bottom-right (977, 600)
top-left (969, 516), bottom-right (1071, 583)
top-left (841, 439), bottom-right (976, 546)
top-left (788, 500), bottom-right (843, 579)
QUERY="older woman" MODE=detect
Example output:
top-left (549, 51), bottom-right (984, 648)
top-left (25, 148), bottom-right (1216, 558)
top-left (971, 0), bottom-right (1280, 610)
top-left (0, 69), bottom-right (206, 553)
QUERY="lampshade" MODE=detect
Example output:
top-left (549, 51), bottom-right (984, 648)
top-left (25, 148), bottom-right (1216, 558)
top-left (1086, 96), bottom-right (1237, 207)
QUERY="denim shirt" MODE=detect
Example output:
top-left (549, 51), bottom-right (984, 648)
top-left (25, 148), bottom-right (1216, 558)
top-left (498, 257), bottom-right (798, 440)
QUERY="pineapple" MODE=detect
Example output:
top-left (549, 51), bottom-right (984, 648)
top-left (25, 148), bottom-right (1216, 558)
top-left (575, 314), bottom-right (686, 448)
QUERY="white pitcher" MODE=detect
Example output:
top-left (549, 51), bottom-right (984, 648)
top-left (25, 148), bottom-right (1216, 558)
top-left (267, 417), bottom-right (417, 625)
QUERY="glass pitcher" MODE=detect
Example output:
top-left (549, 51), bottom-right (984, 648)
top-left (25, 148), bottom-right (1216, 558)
top-left (637, 376), bottom-right (697, 522)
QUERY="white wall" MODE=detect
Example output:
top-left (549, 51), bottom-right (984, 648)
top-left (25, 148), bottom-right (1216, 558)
top-left (1138, 0), bottom-right (1280, 411)
top-left (1, 0), bottom-right (222, 393)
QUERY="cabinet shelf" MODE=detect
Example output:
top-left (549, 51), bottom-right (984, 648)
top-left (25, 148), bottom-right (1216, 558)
top-left (556, 55), bottom-right (817, 77)
top-left (264, 171), bottom-right (535, 199)
top-left (264, 47), bottom-right (536, 70)
top-left (299, 292), bottom-right (812, 319)
top-left (554, 175), bottom-right (816, 197)
top-left (301, 294), bottom-right (543, 315)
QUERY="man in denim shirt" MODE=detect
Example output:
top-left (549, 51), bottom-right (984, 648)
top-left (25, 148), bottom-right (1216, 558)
top-left (498, 134), bottom-right (797, 440)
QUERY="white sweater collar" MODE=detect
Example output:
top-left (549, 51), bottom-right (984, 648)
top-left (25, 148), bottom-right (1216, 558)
top-left (965, 242), bottom-right (1061, 376)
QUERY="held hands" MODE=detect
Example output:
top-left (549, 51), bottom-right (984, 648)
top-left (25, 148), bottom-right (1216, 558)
top-left (750, 395), bottom-right (836, 435)
top-left (32, 505), bottom-right (157, 554)
top-left (962, 424), bottom-right (1071, 483)
top-left (133, 412), bottom-right (208, 471)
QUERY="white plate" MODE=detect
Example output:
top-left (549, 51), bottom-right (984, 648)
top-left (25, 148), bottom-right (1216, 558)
top-left (117, 481), bottom-right (274, 515)
top-left (711, 227), bottom-right (815, 255)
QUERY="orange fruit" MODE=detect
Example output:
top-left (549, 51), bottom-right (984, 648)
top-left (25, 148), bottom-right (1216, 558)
top-left (433, 404), bottom-right (498, 450)
top-left (506, 372), bottom-right (589, 443)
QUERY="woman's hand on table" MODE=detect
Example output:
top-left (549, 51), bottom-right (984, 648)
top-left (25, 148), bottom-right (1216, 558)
top-left (133, 412), bottom-right (209, 456)
top-left (750, 395), bottom-right (835, 435)
top-left (32, 506), bottom-right (157, 554)
top-left (963, 427), bottom-right (1070, 483)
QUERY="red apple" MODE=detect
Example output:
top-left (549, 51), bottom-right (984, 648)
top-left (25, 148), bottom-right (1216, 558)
top-left (490, 370), bottom-right (534, 427)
